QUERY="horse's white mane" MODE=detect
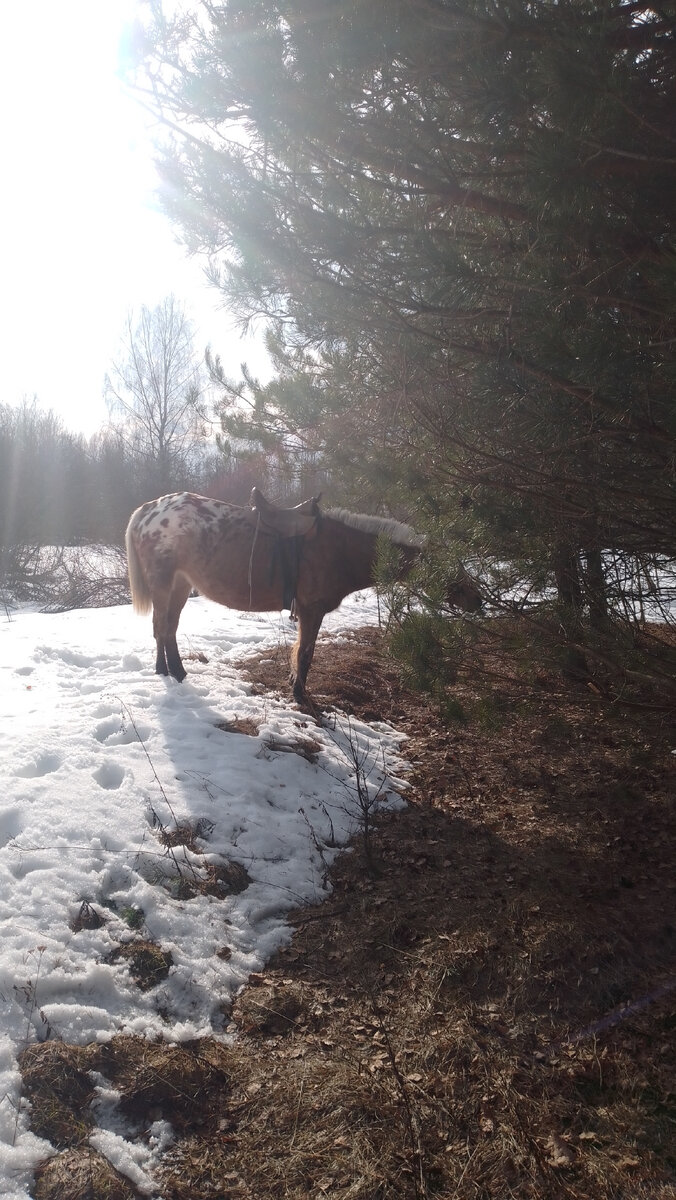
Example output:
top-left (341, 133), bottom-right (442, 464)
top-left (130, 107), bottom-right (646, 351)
top-left (325, 508), bottom-right (425, 549)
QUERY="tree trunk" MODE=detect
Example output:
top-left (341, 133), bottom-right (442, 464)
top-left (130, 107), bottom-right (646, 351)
top-left (553, 543), bottom-right (587, 678)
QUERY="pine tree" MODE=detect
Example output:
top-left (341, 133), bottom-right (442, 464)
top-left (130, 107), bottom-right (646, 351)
top-left (132, 0), bottom-right (676, 694)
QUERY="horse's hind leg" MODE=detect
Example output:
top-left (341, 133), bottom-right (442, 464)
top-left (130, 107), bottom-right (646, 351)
top-left (163, 575), bottom-right (192, 682)
top-left (155, 637), bottom-right (169, 675)
top-left (152, 588), bottom-right (170, 676)
top-left (151, 575), bottom-right (191, 681)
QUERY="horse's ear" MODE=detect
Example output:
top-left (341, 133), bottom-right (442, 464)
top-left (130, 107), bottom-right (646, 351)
top-left (313, 493), bottom-right (322, 508)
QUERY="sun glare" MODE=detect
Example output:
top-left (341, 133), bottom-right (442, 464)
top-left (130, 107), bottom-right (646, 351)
top-left (0, 1), bottom-right (242, 435)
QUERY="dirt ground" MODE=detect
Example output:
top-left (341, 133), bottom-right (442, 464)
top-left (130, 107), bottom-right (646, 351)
top-left (25, 625), bottom-right (676, 1199)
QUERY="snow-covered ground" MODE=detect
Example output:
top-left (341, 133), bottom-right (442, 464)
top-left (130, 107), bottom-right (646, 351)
top-left (0, 591), bottom-right (408, 1198)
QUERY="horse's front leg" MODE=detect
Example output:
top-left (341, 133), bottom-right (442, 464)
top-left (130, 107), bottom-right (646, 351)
top-left (291, 604), bottom-right (325, 704)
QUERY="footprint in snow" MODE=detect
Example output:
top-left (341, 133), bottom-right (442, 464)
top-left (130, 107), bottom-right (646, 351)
top-left (94, 716), bottom-right (150, 745)
top-left (15, 751), bottom-right (63, 778)
top-left (0, 805), bottom-right (23, 847)
top-left (93, 761), bottom-right (126, 790)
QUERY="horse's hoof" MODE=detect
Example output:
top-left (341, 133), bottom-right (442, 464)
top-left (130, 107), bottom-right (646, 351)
top-left (293, 685), bottom-right (322, 722)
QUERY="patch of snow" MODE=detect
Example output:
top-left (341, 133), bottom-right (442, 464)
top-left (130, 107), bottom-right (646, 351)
top-left (0, 590), bottom-right (406, 1198)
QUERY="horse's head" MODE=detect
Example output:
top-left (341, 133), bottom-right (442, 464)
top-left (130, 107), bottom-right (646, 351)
top-left (446, 566), bottom-right (483, 612)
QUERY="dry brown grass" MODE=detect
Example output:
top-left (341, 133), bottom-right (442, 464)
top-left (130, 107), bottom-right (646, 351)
top-left (33, 1147), bottom-right (138, 1200)
top-left (109, 940), bottom-right (174, 992)
top-left (19, 1042), bottom-right (98, 1147)
top-left (98, 1036), bottom-right (231, 1122)
top-left (150, 817), bottom-right (252, 900)
top-left (21, 625), bottom-right (676, 1199)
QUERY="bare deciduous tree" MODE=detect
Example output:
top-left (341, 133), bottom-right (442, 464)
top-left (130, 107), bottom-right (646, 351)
top-left (105, 295), bottom-right (206, 494)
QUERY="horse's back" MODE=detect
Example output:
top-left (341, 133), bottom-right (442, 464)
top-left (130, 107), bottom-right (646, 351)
top-left (129, 492), bottom-right (241, 538)
top-left (127, 491), bottom-right (287, 613)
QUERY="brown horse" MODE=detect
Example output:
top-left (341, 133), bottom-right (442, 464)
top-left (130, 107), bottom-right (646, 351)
top-left (125, 491), bottom-right (423, 702)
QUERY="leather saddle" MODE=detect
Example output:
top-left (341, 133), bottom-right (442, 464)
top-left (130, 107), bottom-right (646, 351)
top-left (250, 486), bottom-right (321, 537)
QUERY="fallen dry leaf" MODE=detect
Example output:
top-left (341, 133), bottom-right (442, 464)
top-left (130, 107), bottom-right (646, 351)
top-left (545, 1133), bottom-right (575, 1167)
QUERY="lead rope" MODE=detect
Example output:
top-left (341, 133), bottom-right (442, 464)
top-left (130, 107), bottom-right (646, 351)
top-left (248, 509), bottom-right (261, 610)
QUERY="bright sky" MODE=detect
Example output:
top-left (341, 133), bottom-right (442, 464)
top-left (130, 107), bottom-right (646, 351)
top-left (0, 1), bottom-right (267, 437)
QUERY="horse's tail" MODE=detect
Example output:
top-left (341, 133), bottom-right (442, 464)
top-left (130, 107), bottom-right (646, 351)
top-left (125, 510), bottom-right (153, 615)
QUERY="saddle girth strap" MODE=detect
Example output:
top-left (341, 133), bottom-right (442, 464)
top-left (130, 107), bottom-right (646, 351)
top-left (268, 534), bottom-right (302, 612)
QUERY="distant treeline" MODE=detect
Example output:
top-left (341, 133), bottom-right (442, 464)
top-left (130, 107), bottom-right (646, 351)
top-left (0, 400), bottom-right (328, 550)
top-left (0, 401), bottom-right (232, 547)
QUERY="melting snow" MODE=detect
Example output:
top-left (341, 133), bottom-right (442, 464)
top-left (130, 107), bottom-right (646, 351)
top-left (0, 590), bottom-right (407, 1198)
